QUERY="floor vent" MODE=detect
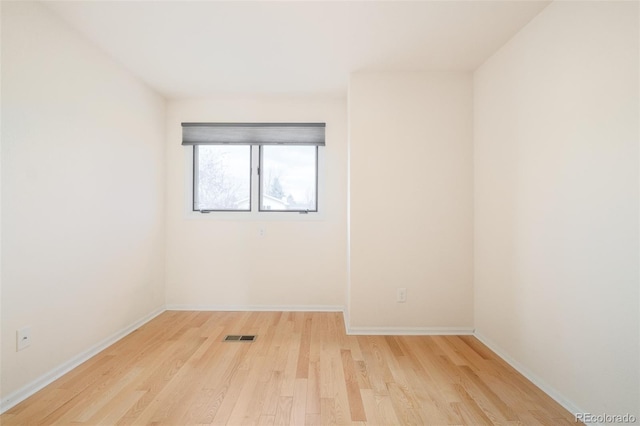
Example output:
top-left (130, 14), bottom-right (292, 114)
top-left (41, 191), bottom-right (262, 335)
top-left (224, 335), bottom-right (256, 342)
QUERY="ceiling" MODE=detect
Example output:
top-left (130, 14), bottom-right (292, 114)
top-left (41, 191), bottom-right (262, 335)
top-left (45, 1), bottom-right (550, 99)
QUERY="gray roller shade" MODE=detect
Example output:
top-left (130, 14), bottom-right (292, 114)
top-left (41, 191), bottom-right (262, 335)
top-left (182, 123), bottom-right (325, 146)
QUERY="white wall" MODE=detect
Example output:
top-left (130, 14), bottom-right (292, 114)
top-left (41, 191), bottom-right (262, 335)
top-left (165, 97), bottom-right (347, 309)
top-left (348, 72), bottom-right (474, 331)
top-left (3, 0), bottom-right (637, 418)
top-left (474, 1), bottom-right (639, 418)
top-left (1, 1), bottom-right (166, 401)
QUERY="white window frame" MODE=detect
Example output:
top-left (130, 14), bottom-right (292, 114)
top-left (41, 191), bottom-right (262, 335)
top-left (258, 145), bottom-right (319, 213)
top-left (192, 144), bottom-right (253, 213)
top-left (184, 145), bottom-right (326, 221)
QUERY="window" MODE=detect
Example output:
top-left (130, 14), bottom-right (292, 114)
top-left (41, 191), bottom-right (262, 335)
top-left (260, 145), bottom-right (317, 212)
top-left (183, 123), bottom-right (324, 213)
top-left (194, 145), bottom-right (251, 211)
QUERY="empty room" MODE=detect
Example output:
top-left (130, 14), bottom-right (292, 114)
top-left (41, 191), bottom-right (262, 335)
top-left (1, 0), bottom-right (638, 425)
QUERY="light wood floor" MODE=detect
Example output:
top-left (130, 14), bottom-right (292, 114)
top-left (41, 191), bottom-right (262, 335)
top-left (1, 311), bottom-right (578, 425)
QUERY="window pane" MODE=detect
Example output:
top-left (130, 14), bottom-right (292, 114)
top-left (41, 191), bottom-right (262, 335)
top-left (195, 145), bottom-right (251, 211)
top-left (260, 146), bottom-right (317, 211)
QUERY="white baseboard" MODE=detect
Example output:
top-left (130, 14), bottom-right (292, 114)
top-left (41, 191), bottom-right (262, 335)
top-left (346, 326), bottom-right (475, 335)
top-left (165, 304), bottom-right (345, 312)
top-left (473, 331), bottom-right (589, 424)
top-left (7, 308), bottom-right (588, 423)
top-left (166, 307), bottom-right (473, 337)
top-left (342, 307), bottom-right (350, 333)
top-left (0, 305), bottom-right (166, 414)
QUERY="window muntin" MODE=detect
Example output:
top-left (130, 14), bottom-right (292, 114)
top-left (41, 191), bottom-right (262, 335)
top-left (259, 145), bottom-right (318, 212)
top-left (193, 145), bottom-right (251, 211)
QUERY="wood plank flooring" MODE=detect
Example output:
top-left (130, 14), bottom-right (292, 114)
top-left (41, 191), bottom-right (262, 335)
top-left (1, 311), bottom-right (578, 425)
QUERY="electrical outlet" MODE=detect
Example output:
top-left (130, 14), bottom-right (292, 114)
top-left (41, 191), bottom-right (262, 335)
top-left (17, 326), bottom-right (32, 351)
top-left (397, 288), bottom-right (407, 303)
